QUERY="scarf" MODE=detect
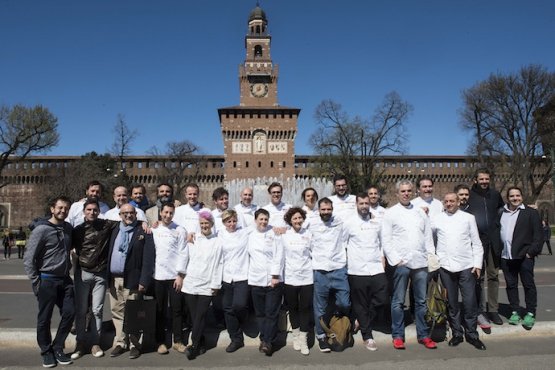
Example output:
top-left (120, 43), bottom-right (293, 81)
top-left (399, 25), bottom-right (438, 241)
top-left (117, 220), bottom-right (137, 255)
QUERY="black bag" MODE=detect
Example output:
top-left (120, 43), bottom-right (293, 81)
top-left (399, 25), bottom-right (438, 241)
top-left (123, 294), bottom-right (156, 351)
top-left (425, 276), bottom-right (448, 333)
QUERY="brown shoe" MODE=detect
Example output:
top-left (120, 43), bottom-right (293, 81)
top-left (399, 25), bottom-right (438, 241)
top-left (157, 343), bottom-right (169, 354)
top-left (173, 342), bottom-right (187, 353)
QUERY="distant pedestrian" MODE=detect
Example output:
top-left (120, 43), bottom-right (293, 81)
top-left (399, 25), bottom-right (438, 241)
top-left (542, 219), bottom-right (552, 255)
top-left (2, 229), bottom-right (12, 260)
top-left (15, 226), bottom-right (26, 259)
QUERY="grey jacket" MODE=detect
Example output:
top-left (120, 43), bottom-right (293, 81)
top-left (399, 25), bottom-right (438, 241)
top-left (23, 221), bottom-right (73, 290)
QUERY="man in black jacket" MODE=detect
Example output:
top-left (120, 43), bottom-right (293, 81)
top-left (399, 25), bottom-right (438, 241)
top-left (499, 186), bottom-right (542, 329)
top-left (71, 199), bottom-right (119, 360)
top-left (107, 203), bottom-right (155, 359)
top-left (467, 168), bottom-right (504, 328)
top-left (23, 196), bottom-right (75, 368)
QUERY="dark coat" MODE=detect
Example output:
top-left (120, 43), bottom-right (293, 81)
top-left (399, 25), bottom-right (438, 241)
top-left (498, 205), bottom-right (543, 259)
top-left (106, 223), bottom-right (155, 293)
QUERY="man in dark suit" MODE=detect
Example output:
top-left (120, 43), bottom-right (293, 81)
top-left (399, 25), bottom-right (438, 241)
top-left (499, 186), bottom-right (542, 330)
top-left (107, 203), bottom-right (155, 359)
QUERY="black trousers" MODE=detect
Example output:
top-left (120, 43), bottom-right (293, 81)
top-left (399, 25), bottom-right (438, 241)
top-left (154, 279), bottom-right (188, 344)
top-left (439, 268), bottom-right (479, 340)
top-left (251, 284), bottom-right (284, 343)
top-left (185, 294), bottom-right (212, 347)
top-left (36, 276), bottom-right (75, 355)
top-left (348, 273), bottom-right (388, 340)
top-left (283, 284), bottom-right (313, 332)
top-left (222, 280), bottom-right (249, 343)
top-left (500, 257), bottom-right (537, 315)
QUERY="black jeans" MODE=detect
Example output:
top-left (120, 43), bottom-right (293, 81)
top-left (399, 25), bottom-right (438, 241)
top-left (251, 284), bottom-right (284, 343)
top-left (154, 279), bottom-right (188, 344)
top-left (222, 280), bottom-right (249, 343)
top-left (439, 268), bottom-right (479, 339)
top-left (348, 274), bottom-right (388, 340)
top-left (283, 284), bottom-right (313, 332)
top-left (185, 294), bottom-right (212, 347)
top-left (501, 257), bottom-right (537, 315)
top-left (36, 276), bottom-right (75, 355)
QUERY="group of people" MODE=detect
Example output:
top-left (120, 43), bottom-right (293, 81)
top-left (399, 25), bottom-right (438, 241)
top-left (2, 226), bottom-right (26, 259)
top-left (22, 169), bottom-right (547, 367)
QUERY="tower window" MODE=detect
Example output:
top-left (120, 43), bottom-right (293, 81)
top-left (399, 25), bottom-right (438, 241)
top-left (258, 161), bottom-right (262, 168)
top-left (233, 161), bottom-right (237, 168)
top-left (256, 25), bottom-right (261, 34)
top-left (254, 45), bottom-right (263, 57)
top-left (283, 161), bottom-right (286, 168)
top-left (270, 161), bottom-right (274, 168)
top-left (246, 161), bottom-right (249, 168)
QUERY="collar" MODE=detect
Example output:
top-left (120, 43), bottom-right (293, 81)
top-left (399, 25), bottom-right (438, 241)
top-left (503, 204), bottom-right (525, 213)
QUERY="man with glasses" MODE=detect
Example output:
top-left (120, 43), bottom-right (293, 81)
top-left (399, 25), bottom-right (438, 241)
top-left (263, 182), bottom-right (292, 228)
top-left (329, 175), bottom-right (356, 221)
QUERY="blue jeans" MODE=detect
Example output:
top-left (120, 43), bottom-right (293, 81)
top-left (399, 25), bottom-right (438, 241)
top-left (74, 268), bottom-right (107, 344)
top-left (313, 267), bottom-right (350, 338)
top-left (391, 266), bottom-right (428, 340)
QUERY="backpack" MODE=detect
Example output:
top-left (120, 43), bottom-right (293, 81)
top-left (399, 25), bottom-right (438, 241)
top-left (425, 276), bottom-right (448, 333)
top-left (319, 315), bottom-right (354, 352)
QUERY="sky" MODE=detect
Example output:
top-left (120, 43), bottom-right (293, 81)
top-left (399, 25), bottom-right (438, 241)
top-left (1, 0), bottom-right (554, 158)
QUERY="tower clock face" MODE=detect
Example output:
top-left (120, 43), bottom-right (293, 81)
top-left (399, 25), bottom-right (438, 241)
top-left (250, 82), bottom-right (268, 98)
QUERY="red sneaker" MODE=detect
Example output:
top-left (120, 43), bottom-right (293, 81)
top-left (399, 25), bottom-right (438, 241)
top-left (418, 337), bottom-right (437, 349)
top-left (392, 338), bottom-right (405, 350)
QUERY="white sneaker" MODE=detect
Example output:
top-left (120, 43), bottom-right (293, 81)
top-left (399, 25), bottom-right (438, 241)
top-left (91, 345), bottom-right (104, 358)
top-left (365, 338), bottom-right (378, 351)
top-left (299, 331), bottom-right (309, 355)
top-left (292, 328), bottom-right (301, 351)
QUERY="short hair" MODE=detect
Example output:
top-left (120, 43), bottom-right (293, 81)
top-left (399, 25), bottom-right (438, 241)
top-left (366, 184), bottom-right (380, 193)
top-left (82, 198), bottom-right (100, 211)
top-left (356, 192), bottom-right (369, 202)
top-left (198, 210), bottom-right (214, 225)
top-left (50, 196), bottom-right (71, 208)
top-left (160, 202), bottom-right (175, 212)
top-left (113, 185), bottom-right (128, 195)
top-left (212, 187), bottom-right (229, 201)
top-left (318, 197), bottom-right (333, 208)
top-left (221, 209), bottom-right (237, 223)
top-left (131, 183), bottom-right (146, 193)
top-left (254, 208), bottom-right (270, 220)
top-left (185, 183), bottom-right (199, 192)
top-left (506, 186), bottom-right (523, 199)
top-left (416, 176), bottom-right (434, 188)
top-left (333, 174), bottom-right (347, 185)
top-left (86, 180), bottom-right (103, 190)
top-left (395, 179), bottom-right (413, 191)
top-left (454, 184), bottom-right (470, 193)
top-left (284, 207), bottom-right (306, 226)
top-left (301, 187), bottom-right (318, 201)
top-left (267, 182), bottom-right (282, 193)
top-left (474, 167), bottom-right (491, 179)
top-left (157, 182), bottom-right (174, 192)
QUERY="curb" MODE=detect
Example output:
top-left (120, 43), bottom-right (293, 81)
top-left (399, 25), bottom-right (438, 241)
top-left (2, 321), bottom-right (555, 348)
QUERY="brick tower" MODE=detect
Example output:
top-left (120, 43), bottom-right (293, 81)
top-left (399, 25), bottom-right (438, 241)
top-left (218, 4), bottom-right (300, 181)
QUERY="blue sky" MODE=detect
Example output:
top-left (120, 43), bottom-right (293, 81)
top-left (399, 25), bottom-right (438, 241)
top-left (1, 0), bottom-right (554, 157)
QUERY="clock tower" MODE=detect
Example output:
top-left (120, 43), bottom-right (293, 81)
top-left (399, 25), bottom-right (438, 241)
top-left (218, 4), bottom-right (300, 181)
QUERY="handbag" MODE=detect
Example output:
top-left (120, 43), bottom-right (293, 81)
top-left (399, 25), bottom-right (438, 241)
top-left (123, 293), bottom-right (156, 351)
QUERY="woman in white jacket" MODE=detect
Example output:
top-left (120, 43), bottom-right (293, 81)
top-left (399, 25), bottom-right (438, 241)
top-left (181, 211), bottom-right (223, 360)
top-left (248, 208), bottom-right (284, 356)
top-left (280, 207), bottom-right (313, 355)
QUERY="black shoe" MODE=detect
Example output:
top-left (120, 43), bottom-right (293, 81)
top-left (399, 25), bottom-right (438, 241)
top-left (129, 347), bottom-right (141, 359)
top-left (225, 341), bottom-right (244, 353)
top-left (448, 336), bottom-right (464, 347)
top-left (318, 338), bottom-right (331, 353)
top-left (42, 351), bottom-right (56, 368)
top-left (466, 337), bottom-right (486, 350)
top-left (488, 312), bottom-right (503, 325)
top-left (110, 345), bottom-right (126, 358)
top-left (54, 350), bottom-right (72, 365)
top-left (185, 345), bottom-right (200, 360)
top-left (261, 342), bottom-right (273, 356)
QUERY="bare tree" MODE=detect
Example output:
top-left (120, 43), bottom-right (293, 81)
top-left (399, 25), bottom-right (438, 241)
top-left (0, 104), bottom-right (59, 188)
top-left (110, 113), bottom-right (138, 169)
top-left (310, 92), bottom-right (412, 193)
top-left (460, 64), bottom-right (555, 202)
top-left (148, 140), bottom-right (205, 198)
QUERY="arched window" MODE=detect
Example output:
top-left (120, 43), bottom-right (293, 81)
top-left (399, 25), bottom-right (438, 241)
top-left (258, 161), bottom-right (262, 168)
top-left (245, 161), bottom-right (249, 168)
top-left (270, 161), bottom-right (274, 168)
top-left (282, 161), bottom-right (286, 168)
top-left (254, 45), bottom-right (262, 57)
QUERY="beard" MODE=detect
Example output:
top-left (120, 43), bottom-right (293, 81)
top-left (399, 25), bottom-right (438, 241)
top-left (320, 213), bottom-right (332, 222)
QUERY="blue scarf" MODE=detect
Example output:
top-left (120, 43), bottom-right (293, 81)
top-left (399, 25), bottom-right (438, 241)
top-left (117, 221), bottom-right (137, 255)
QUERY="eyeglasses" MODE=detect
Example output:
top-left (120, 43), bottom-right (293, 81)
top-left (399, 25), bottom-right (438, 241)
top-left (120, 212), bottom-right (136, 216)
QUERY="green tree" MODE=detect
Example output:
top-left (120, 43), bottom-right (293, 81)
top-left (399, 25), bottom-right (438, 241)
top-left (0, 104), bottom-right (59, 188)
top-left (460, 64), bottom-right (555, 202)
top-left (309, 92), bottom-right (412, 193)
